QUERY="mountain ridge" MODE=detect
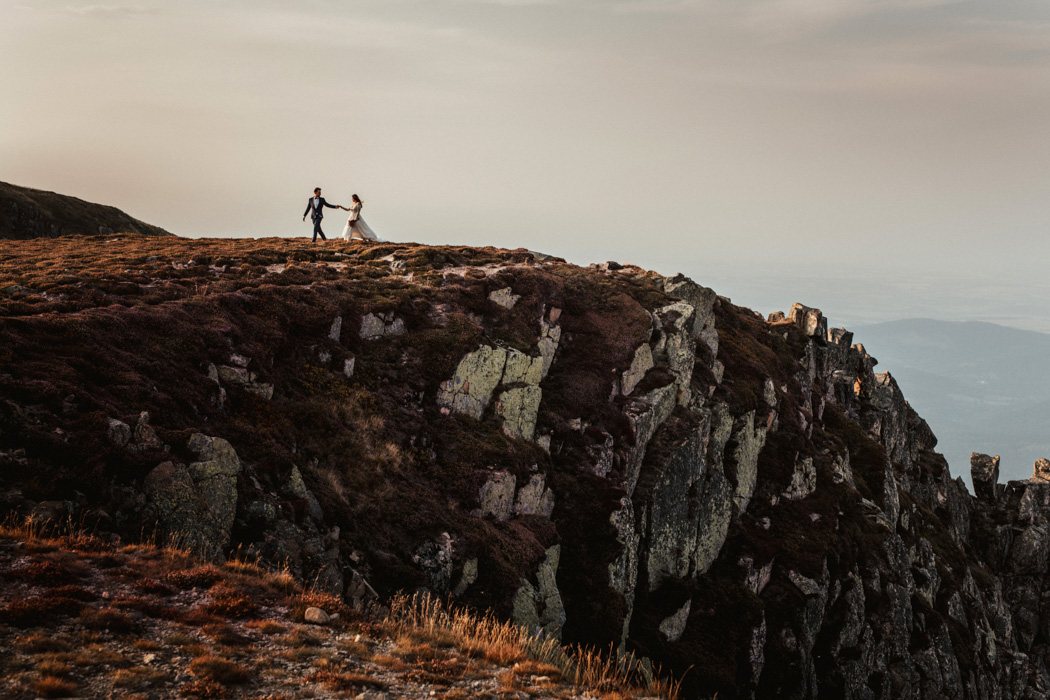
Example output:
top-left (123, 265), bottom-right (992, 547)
top-left (0, 181), bottom-right (173, 240)
top-left (2, 231), bottom-right (1049, 698)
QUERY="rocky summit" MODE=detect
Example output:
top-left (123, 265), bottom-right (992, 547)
top-left (0, 232), bottom-right (1047, 698)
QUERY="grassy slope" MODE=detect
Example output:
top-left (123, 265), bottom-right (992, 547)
top-left (0, 182), bottom-right (173, 240)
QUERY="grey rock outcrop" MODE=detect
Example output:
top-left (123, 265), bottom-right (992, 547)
top-left (142, 433), bottom-right (242, 562)
top-left (438, 307), bottom-right (562, 443)
top-left (512, 545), bottom-right (566, 639)
top-left (488, 287), bottom-right (521, 309)
top-left (473, 471), bottom-right (516, 521)
top-left (360, 312), bottom-right (406, 339)
top-left (971, 452), bottom-right (1000, 502)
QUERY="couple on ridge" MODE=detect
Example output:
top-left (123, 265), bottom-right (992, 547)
top-left (302, 187), bottom-right (379, 243)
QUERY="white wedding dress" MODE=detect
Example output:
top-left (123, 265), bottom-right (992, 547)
top-left (342, 202), bottom-right (380, 241)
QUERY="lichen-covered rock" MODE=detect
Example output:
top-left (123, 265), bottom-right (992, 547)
top-left (215, 365), bottom-right (274, 400)
top-left (106, 417), bottom-right (131, 447)
top-left (414, 533), bottom-right (454, 593)
top-left (143, 436), bottom-right (242, 564)
top-left (659, 599), bottom-right (691, 642)
top-left (662, 273), bottom-right (717, 341)
top-left (185, 433), bottom-right (242, 539)
top-left (453, 557), bottom-right (478, 597)
top-left (730, 411), bottom-right (767, 515)
top-left (783, 457), bottom-right (817, 501)
top-left (473, 471), bottom-right (516, 521)
top-left (495, 386), bottom-right (541, 441)
top-left (621, 343), bottom-right (654, 396)
top-left (488, 287), bottom-right (521, 309)
top-left (653, 300), bottom-right (697, 406)
top-left (282, 465), bottom-right (324, 521)
top-left (608, 496), bottom-right (640, 648)
top-left (538, 315), bottom-right (562, 376)
top-left (360, 312), bottom-right (406, 339)
top-left (513, 474), bottom-right (554, 518)
top-left (502, 350), bottom-right (544, 386)
top-left (621, 383), bottom-right (677, 495)
top-left (359, 312), bottom-right (386, 339)
top-left (512, 545), bottom-right (566, 639)
top-left (437, 345), bottom-right (508, 419)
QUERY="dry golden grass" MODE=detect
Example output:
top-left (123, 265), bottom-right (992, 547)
top-left (15, 634), bottom-right (72, 654)
top-left (189, 655), bottom-right (252, 685)
top-left (32, 676), bottom-right (79, 698)
top-left (112, 666), bottom-right (170, 689)
top-left (386, 593), bottom-right (681, 698)
top-left (245, 619), bottom-right (287, 635)
top-left (0, 519), bottom-right (682, 699)
top-left (35, 659), bottom-right (73, 678)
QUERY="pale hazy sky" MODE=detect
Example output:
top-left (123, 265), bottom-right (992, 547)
top-left (3, 0), bottom-right (1049, 287)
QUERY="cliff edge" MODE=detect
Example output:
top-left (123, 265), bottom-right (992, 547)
top-left (0, 233), bottom-right (1041, 698)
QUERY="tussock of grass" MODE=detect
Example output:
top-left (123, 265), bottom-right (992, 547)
top-left (386, 593), bottom-right (680, 698)
top-left (189, 655), bottom-right (252, 685)
top-left (32, 676), bottom-right (79, 698)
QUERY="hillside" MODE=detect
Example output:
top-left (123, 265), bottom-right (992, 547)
top-left (1, 233), bottom-right (1049, 698)
top-left (0, 181), bottom-right (172, 240)
top-left (856, 318), bottom-right (1050, 482)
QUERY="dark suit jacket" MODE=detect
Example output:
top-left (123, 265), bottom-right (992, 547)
top-left (304, 197), bottom-right (339, 221)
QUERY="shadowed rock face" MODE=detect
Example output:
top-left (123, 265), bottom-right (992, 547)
top-left (0, 232), bottom-right (1047, 698)
top-left (0, 181), bottom-right (173, 240)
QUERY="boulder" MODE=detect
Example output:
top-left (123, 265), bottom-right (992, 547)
top-left (304, 606), bottom-right (331, 624)
top-left (106, 418), bottom-right (131, 447)
top-left (1035, 458), bottom-right (1050, 482)
top-left (359, 313), bottom-right (386, 339)
top-left (788, 303), bottom-right (827, 339)
top-left (971, 453), bottom-right (1001, 502)
top-left (133, 412), bottom-right (162, 450)
top-left (359, 312), bottom-right (406, 340)
top-left (414, 533), bottom-right (454, 593)
top-left (328, 316), bottom-right (342, 341)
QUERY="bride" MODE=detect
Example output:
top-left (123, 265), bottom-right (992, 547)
top-left (341, 194), bottom-right (380, 242)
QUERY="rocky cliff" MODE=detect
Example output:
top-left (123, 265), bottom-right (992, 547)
top-left (0, 181), bottom-right (173, 240)
top-left (0, 233), bottom-right (1043, 698)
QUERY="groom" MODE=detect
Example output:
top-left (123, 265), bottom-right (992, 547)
top-left (302, 187), bottom-right (342, 243)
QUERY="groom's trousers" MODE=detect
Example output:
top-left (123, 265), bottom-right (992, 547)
top-left (311, 216), bottom-right (327, 242)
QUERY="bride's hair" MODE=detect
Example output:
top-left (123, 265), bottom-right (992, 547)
top-left (352, 194), bottom-right (362, 204)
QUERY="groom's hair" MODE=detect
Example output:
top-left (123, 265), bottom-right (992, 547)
top-left (313, 187), bottom-right (321, 194)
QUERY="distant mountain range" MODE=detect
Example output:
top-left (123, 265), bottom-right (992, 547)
top-left (855, 318), bottom-right (1050, 483)
top-left (0, 181), bottom-right (172, 240)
